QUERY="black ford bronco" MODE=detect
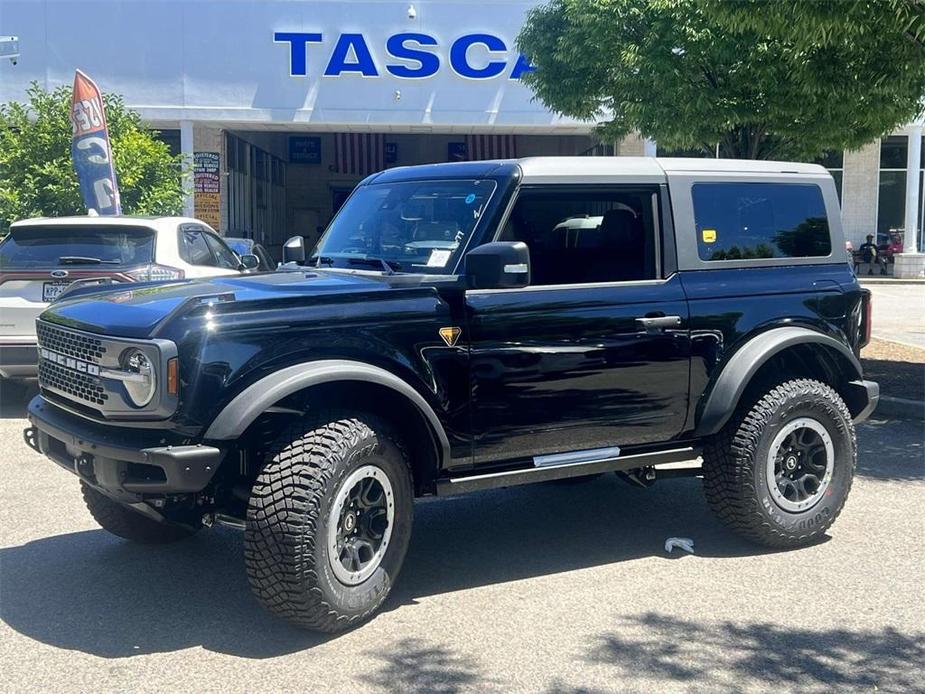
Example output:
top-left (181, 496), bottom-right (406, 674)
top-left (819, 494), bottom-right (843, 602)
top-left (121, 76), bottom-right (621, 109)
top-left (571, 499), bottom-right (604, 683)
top-left (25, 157), bottom-right (878, 632)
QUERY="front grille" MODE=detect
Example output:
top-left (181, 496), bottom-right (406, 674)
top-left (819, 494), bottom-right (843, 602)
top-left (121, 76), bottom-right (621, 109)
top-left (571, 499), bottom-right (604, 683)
top-left (39, 359), bottom-right (109, 406)
top-left (37, 322), bottom-right (107, 363)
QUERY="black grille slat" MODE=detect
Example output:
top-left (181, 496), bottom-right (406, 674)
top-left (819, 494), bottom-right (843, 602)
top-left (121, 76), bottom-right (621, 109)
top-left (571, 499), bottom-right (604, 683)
top-left (36, 322), bottom-right (106, 363)
top-left (36, 323), bottom-right (111, 408)
top-left (38, 360), bottom-right (109, 406)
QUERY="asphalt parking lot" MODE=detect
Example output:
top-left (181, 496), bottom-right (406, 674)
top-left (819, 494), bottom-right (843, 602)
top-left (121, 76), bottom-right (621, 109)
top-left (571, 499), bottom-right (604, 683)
top-left (1, 381), bottom-right (923, 694)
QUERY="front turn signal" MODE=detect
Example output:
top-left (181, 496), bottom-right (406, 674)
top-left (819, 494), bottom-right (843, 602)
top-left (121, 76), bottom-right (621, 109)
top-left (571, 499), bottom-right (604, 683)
top-left (167, 357), bottom-right (179, 396)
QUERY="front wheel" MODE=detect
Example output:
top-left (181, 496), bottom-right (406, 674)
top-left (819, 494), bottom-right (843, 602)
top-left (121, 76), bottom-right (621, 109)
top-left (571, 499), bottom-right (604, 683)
top-left (702, 379), bottom-right (856, 548)
top-left (244, 414), bottom-right (413, 633)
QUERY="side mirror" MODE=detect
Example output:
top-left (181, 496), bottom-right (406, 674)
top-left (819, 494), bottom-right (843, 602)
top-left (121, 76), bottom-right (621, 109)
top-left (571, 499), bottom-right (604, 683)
top-left (282, 235), bottom-right (306, 264)
top-left (465, 242), bottom-right (530, 290)
top-left (239, 254), bottom-right (260, 270)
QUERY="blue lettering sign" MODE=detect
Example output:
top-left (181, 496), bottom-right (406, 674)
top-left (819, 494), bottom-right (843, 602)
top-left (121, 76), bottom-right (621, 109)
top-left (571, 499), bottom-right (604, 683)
top-left (324, 33), bottom-right (379, 77)
top-left (450, 33), bottom-right (507, 79)
top-left (274, 32), bottom-right (324, 76)
top-left (509, 53), bottom-right (536, 80)
top-left (386, 33), bottom-right (440, 78)
top-left (275, 31), bottom-right (534, 81)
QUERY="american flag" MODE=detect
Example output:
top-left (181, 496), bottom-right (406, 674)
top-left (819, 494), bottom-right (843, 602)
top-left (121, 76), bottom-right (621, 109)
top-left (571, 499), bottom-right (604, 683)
top-left (334, 133), bottom-right (385, 176)
top-left (465, 134), bottom-right (518, 161)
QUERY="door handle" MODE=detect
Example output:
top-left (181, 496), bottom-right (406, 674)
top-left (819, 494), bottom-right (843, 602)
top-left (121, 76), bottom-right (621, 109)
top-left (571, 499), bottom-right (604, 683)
top-left (636, 315), bottom-right (682, 332)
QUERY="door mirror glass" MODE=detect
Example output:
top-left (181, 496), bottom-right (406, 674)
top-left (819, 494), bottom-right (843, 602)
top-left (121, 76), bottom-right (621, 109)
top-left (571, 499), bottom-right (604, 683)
top-left (465, 242), bottom-right (531, 289)
top-left (239, 253), bottom-right (260, 270)
top-left (282, 235), bottom-right (306, 264)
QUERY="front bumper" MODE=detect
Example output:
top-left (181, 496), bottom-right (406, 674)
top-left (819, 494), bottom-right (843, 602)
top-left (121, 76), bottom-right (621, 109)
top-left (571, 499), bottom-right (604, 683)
top-left (25, 396), bottom-right (224, 502)
top-left (0, 341), bottom-right (38, 379)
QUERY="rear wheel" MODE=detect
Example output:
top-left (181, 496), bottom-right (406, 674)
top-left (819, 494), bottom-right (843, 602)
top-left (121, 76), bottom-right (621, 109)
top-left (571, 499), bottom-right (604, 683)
top-left (81, 482), bottom-right (199, 544)
top-left (702, 379), bottom-right (856, 548)
top-left (244, 414), bottom-right (413, 632)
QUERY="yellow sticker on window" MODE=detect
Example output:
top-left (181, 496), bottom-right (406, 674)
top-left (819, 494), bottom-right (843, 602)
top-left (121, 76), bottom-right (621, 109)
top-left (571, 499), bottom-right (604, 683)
top-left (702, 228), bottom-right (717, 243)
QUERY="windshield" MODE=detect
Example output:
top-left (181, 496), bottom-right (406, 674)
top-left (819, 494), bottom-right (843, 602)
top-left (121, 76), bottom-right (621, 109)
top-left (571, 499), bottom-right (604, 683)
top-left (314, 179), bottom-right (497, 273)
top-left (0, 225), bottom-right (156, 268)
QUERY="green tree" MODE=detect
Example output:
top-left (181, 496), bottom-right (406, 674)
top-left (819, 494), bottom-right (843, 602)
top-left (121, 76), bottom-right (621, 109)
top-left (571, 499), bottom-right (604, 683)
top-left (517, 0), bottom-right (925, 160)
top-left (0, 82), bottom-right (185, 233)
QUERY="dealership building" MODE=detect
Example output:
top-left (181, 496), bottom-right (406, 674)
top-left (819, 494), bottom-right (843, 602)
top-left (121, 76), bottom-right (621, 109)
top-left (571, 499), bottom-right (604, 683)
top-left (2, 0), bottom-right (923, 270)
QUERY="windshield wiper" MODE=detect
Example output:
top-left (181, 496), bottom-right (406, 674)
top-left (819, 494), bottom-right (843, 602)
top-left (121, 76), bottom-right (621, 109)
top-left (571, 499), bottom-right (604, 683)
top-left (346, 257), bottom-right (400, 275)
top-left (310, 255), bottom-right (334, 267)
top-left (58, 256), bottom-right (120, 265)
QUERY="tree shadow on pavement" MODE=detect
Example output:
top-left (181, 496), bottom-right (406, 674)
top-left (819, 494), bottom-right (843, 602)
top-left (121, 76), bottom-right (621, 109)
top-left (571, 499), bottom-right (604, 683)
top-left (572, 612), bottom-right (924, 693)
top-left (361, 638), bottom-right (491, 694)
top-left (0, 476), bottom-right (781, 660)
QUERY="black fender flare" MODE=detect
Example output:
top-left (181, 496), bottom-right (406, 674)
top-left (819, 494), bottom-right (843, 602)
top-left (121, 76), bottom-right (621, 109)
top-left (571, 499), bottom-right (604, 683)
top-left (203, 359), bottom-right (452, 464)
top-left (694, 326), bottom-right (864, 437)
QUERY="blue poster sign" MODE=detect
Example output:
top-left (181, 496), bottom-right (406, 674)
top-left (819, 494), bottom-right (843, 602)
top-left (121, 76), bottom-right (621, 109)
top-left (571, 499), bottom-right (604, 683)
top-left (290, 136), bottom-right (322, 164)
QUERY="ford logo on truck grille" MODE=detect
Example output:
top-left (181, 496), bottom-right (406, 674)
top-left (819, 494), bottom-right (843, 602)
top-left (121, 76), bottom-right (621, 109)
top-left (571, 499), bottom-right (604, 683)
top-left (50, 269), bottom-right (69, 278)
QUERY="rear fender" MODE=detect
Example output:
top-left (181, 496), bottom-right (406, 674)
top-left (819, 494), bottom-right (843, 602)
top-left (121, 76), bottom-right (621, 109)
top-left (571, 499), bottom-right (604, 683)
top-left (694, 326), bottom-right (864, 436)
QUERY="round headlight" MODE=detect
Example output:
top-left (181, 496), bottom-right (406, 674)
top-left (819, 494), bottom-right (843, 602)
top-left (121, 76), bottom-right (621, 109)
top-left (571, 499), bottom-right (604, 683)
top-left (122, 348), bottom-right (157, 407)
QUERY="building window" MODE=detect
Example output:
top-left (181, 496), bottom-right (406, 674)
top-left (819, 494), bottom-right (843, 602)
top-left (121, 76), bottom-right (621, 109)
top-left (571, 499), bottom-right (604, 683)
top-left (918, 135), bottom-right (925, 251)
top-left (878, 136), bottom-right (907, 237)
top-left (814, 150), bottom-right (843, 202)
top-left (153, 129), bottom-right (181, 157)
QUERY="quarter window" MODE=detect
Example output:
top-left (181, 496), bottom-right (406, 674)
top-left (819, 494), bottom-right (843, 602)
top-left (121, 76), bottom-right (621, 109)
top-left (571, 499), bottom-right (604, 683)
top-left (497, 188), bottom-right (659, 285)
top-left (692, 182), bottom-right (831, 261)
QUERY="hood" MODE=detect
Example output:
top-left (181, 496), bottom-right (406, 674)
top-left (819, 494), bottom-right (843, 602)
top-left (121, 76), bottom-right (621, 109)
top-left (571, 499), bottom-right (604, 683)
top-left (39, 269), bottom-right (401, 338)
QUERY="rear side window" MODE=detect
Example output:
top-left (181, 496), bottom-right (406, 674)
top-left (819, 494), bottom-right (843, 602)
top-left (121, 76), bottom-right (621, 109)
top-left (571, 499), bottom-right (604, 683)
top-left (0, 225), bottom-right (155, 268)
top-left (692, 183), bottom-right (831, 261)
top-left (180, 230), bottom-right (215, 266)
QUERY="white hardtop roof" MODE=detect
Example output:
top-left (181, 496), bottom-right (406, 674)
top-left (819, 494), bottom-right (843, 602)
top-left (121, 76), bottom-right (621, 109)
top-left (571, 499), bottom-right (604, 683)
top-left (10, 215), bottom-right (209, 230)
top-left (516, 156), bottom-right (827, 183)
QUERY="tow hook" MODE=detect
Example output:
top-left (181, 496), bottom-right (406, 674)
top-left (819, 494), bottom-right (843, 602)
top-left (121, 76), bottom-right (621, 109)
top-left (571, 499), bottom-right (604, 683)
top-left (201, 513), bottom-right (246, 531)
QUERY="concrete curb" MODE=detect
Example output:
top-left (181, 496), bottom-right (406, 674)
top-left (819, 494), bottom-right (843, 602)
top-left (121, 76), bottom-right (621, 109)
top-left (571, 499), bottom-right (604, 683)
top-left (874, 396), bottom-right (925, 421)
top-left (859, 278), bottom-right (925, 286)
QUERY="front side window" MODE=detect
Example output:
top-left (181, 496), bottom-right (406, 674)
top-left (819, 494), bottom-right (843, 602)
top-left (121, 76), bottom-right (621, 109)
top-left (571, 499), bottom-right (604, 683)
top-left (314, 179), bottom-right (497, 274)
top-left (497, 188), bottom-right (659, 285)
top-left (692, 182), bottom-right (831, 261)
top-left (203, 232), bottom-right (242, 269)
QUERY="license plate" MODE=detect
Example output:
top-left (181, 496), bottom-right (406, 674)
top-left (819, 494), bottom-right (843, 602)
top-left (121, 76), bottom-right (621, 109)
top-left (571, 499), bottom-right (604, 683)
top-left (43, 281), bottom-right (71, 302)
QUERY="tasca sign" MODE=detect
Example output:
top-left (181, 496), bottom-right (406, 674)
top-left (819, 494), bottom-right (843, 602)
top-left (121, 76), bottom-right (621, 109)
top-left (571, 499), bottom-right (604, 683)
top-left (274, 32), bottom-right (534, 80)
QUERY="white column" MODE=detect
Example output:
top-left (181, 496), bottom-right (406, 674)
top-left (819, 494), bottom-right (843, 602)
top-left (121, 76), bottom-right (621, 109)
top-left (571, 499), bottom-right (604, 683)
top-left (180, 120), bottom-right (195, 218)
top-left (643, 138), bottom-right (657, 157)
top-left (904, 126), bottom-right (922, 253)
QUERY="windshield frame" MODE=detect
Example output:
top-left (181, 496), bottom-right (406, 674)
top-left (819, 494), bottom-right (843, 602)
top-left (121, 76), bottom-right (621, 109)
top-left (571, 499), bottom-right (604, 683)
top-left (312, 177), bottom-right (500, 276)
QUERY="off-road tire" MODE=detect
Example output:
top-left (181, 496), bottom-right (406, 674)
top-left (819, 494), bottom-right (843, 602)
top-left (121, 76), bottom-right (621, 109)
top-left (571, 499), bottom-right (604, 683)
top-left (702, 379), bottom-right (856, 548)
top-left (81, 482), bottom-right (199, 543)
top-left (244, 414), bottom-right (413, 633)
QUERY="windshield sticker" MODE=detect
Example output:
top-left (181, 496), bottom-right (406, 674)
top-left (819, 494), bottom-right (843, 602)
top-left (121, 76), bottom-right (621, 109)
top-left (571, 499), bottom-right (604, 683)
top-left (702, 228), bottom-right (717, 243)
top-left (464, 193), bottom-right (476, 204)
top-left (426, 249), bottom-right (453, 267)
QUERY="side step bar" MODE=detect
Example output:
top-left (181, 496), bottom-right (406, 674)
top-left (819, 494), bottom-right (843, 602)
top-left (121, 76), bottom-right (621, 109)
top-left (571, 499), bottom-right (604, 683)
top-left (436, 446), bottom-right (702, 496)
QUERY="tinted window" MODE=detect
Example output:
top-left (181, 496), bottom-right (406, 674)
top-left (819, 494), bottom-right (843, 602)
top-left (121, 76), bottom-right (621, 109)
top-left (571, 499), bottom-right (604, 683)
top-left (692, 183), bottom-right (831, 261)
top-left (498, 188), bottom-right (659, 285)
top-left (0, 225), bottom-right (155, 268)
top-left (203, 232), bottom-right (241, 269)
top-left (180, 230), bottom-right (215, 266)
